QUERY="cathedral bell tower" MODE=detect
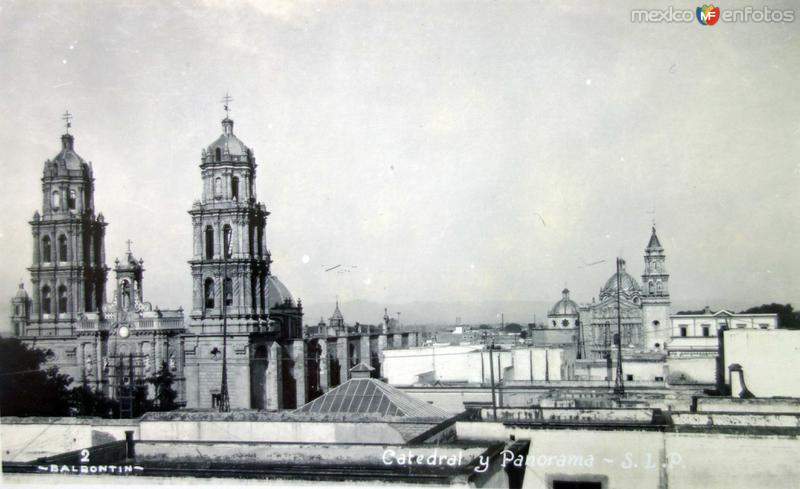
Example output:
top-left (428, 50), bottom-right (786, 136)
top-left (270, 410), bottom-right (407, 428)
top-left (641, 226), bottom-right (671, 350)
top-left (188, 114), bottom-right (271, 329)
top-left (26, 113), bottom-right (108, 334)
top-left (185, 101), bottom-right (274, 410)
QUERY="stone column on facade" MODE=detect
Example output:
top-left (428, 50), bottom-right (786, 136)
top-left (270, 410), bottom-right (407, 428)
top-left (265, 342), bottom-right (283, 410)
top-left (336, 336), bottom-right (349, 382)
top-left (96, 338), bottom-right (103, 392)
top-left (318, 340), bottom-right (329, 393)
top-left (377, 334), bottom-right (388, 377)
top-left (409, 332), bottom-right (419, 348)
top-left (243, 271), bottom-right (252, 312)
top-left (292, 339), bottom-right (306, 407)
top-left (359, 335), bottom-right (370, 366)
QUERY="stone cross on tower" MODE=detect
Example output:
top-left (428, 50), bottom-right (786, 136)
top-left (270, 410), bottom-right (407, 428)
top-left (221, 93), bottom-right (234, 118)
top-left (126, 239), bottom-right (133, 253)
top-left (62, 110), bottom-right (73, 134)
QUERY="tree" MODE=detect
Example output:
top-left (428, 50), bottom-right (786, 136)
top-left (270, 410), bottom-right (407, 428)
top-left (504, 323), bottom-right (523, 334)
top-left (740, 303), bottom-right (800, 330)
top-left (70, 377), bottom-right (117, 417)
top-left (0, 337), bottom-right (73, 416)
top-left (147, 361), bottom-right (178, 411)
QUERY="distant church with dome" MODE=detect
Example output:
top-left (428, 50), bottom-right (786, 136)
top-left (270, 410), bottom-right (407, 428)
top-left (540, 227), bottom-right (671, 359)
top-left (9, 107), bottom-right (417, 412)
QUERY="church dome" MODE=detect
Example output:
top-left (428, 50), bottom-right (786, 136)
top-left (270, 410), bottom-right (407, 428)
top-left (600, 259), bottom-right (641, 297)
top-left (51, 134), bottom-right (88, 171)
top-left (267, 275), bottom-right (294, 308)
top-left (549, 288), bottom-right (579, 316)
top-left (206, 118), bottom-right (250, 159)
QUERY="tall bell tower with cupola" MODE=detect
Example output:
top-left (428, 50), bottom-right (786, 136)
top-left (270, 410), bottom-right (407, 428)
top-left (185, 98), bottom-right (276, 410)
top-left (188, 105), bottom-right (271, 329)
top-left (641, 226), bottom-right (671, 350)
top-left (26, 112), bottom-right (108, 334)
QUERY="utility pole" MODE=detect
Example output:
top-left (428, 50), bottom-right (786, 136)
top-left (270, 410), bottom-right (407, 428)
top-left (484, 332), bottom-right (498, 421)
top-left (218, 232), bottom-right (231, 412)
top-left (614, 257), bottom-right (625, 396)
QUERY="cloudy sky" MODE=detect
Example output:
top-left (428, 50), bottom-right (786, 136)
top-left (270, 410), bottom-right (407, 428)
top-left (0, 0), bottom-right (798, 327)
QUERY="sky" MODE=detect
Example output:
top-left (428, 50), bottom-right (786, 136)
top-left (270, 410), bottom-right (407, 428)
top-left (0, 0), bottom-right (798, 329)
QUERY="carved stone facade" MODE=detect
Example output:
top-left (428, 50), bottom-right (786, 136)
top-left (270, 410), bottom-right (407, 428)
top-left (10, 114), bottom-right (415, 413)
top-left (575, 227), bottom-right (672, 359)
top-left (11, 130), bottom-right (186, 403)
top-left (183, 115), bottom-right (305, 410)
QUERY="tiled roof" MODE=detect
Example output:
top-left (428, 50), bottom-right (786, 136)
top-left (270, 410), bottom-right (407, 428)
top-left (295, 378), bottom-right (450, 419)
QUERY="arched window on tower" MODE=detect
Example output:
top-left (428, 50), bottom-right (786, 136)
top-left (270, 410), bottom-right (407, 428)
top-left (231, 177), bottom-right (239, 201)
top-left (205, 226), bottom-right (214, 260)
top-left (41, 286), bottom-right (52, 315)
top-left (120, 280), bottom-right (131, 310)
top-left (215, 147), bottom-right (222, 162)
top-left (58, 235), bottom-right (68, 262)
top-left (52, 190), bottom-right (60, 211)
top-left (204, 278), bottom-right (215, 310)
top-left (42, 236), bottom-right (51, 263)
top-left (223, 225), bottom-right (232, 259)
top-left (657, 281), bottom-right (663, 294)
top-left (648, 280), bottom-right (654, 295)
top-left (68, 189), bottom-right (77, 210)
top-left (85, 283), bottom-right (95, 312)
top-left (214, 177), bottom-right (223, 198)
top-left (224, 278), bottom-right (233, 307)
top-left (58, 285), bottom-right (68, 314)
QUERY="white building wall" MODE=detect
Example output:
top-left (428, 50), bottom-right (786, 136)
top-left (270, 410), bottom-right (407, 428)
top-left (724, 329), bottom-right (800, 397)
top-left (382, 346), bottom-right (573, 385)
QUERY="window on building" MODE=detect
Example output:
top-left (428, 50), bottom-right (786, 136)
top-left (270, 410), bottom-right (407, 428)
top-left (204, 278), bottom-right (215, 309)
top-left (41, 286), bottom-right (51, 314)
top-left (224, 278), bottom-right (233, 307)
top-left (52, 190), bottom-right (60, 210)
top-left (214, 177), bottom-right (223, 198)
top-left (679, 326), bottom-right (687, 337)
top-left (58, 235), bottom-right (68, 261)
top-left (702, 325), bottom-right (710, 337)
top-left (42, 236), bottom-right (51, 263)
top-left (205, 226), bottom-right (214, 260)
top-left (626, 374), bottom-right (634, 381)
top-left (68, 189), bottom-right (77, 210)
top-left (231, 176), bottom-right (239, 201)
top-left (214, 147), bottom-right (221, 162)
top-left (736, 323), bottom-right (746, 329)
top-left (759, 324), bottom-right (769, 329)
top-left (223, 225), bottom-right (232, 259)
top-left (562, 319), bottom-right (569, 327)
top-left (648, 280), bottom-right (654, 295)
top-left (655, 376), bottom-right (664, 381)
top-left (57, 285), bottom-right (68, 314)
top-left (657, 281), bottom-right (663, 294)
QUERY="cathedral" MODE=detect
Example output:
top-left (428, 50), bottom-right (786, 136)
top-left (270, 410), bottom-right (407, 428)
top-left (9, 109), bottom-right (417, 412)
top-left (541, 227), bottom-right (672, 359)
